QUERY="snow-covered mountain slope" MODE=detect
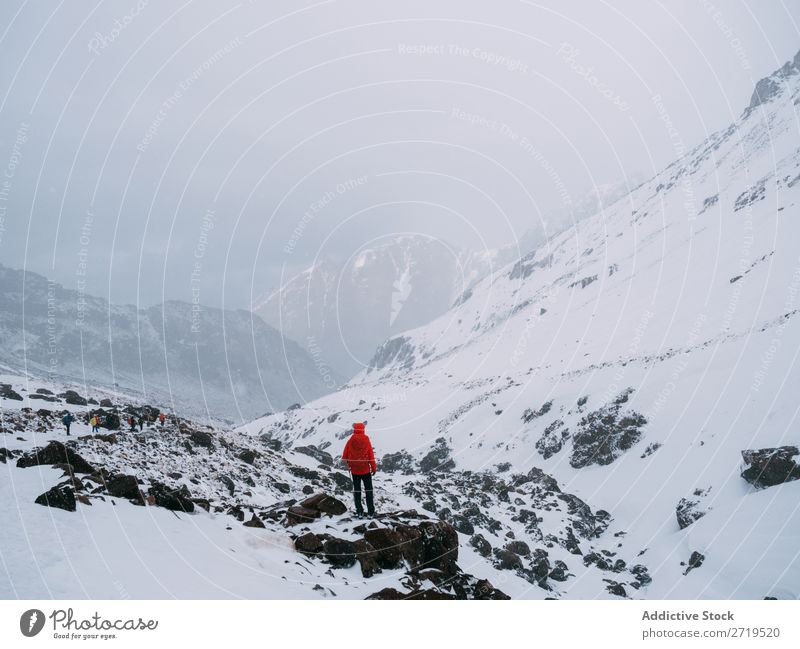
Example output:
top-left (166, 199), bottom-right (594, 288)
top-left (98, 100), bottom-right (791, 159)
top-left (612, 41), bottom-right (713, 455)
top-left (0, 264), bottom-right (337, 421)
top-left (254, 236), bottom-right (517, 379)
top-left (240, 51), bottom-right (800, 599)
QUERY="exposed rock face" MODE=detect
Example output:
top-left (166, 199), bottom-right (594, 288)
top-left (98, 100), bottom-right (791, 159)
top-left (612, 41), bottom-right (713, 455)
top-left (294, 445), bottom-right (333, 466)
top-left (60, 390), bottom-right (87, 406)
top-left (419, 437), bottom-right (455, 473)
top-left (16, 441), bottom-right (95, 474)
top-left (35, 484), bottom-right (76, 512)
top-left (741, 447), bottom-right (800, 488)
top-left (570, 390), bottom-right (647, 468)
top-left (148, 481), bottom-right (195, 512)
top-left (381, 450), bottom-right (415, 474)
top-left (684, 551), bottom-right (705, 575)
top-left (0, 383), bottom-right (23, 400)
top-left (676, 488), bottom-right (712, 529)
top-left (748, 50), bottom-right (800, 110)
top-left (105, 474), bottom-right (145, 505)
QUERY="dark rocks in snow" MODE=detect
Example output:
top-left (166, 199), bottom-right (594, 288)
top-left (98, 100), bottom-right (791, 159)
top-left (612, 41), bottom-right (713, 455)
top-left (549, 559), bottom-right (569, 581)
top-left (505, 540), bottom-right (531, 556)
top-left (366, 587), bottom-right (455, 600)
top-left (148, 481), bottom-right (194, 512)
top-left (364, 527), bottom-right (404, 569)
top-left (381, 450), bottom-right (415, 474)
top-left (59, 390), bottom-right (88, 406)
top-left (493, 548), bottom-right (523, 571)
top-left (450, 514), bottom-right (474, 535)
top-left (237, 449), bottom-right (258, 465)
top-left (741, 446), bottom-right (800, 488)
top-left (294, 445), bottom-right (333, 466)
top-left (35, 484), bottom-right (76, 512)
top-left (522, 400), bottom-right (552, 423)
top-left (16, 441), bottom-right (95, 474)
top-left (640, 442), bottom-right (662, 458)
top-left (105, 474), bottom-right (145, 505)
top-left (536, 418), bottom-right (569, 459)
top-left (353, 539), bottom-right (381, 577)
top-left (99, 398), bottom-right (113, 407)
top-left (299, 493), bottom-right (347, 516)
top-left (0, 447), bottom-right (16, 463)
top-left (329, 472), bottom-right (352, 492)
top-left (676, 489), bottom-right (711, 529)
top-left (295, 532), bottom-right (324, 555)
top-left (285, 505), bottom-right (321, 526)
top-left (605, 580), bottom-right (627, 597)
top-left (630, 564), bottom-right (652, 587)
top-left (570, 391), bottom-right (646, 468)
top-left (288, 466), bottom-right (320, 481)
top-left (322, 537), bottom-right (356, 568)
top-left (243, 513), bottom-right (266, 529)
top-left (274, 482), bottom-right (291, 494)
top-left (419, 437), bottom-right (455, 473)
top-left (188, 429), bottom-right (215, 450)
top-left (684, 551), bottom-right (705, 575)
top-left (469, 533), bottom-right (492, 557)
top-left (220, 475), bottom-right (235, 496)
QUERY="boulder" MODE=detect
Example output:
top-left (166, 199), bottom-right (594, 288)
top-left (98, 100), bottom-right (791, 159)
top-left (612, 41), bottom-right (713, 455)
top-left (364, 527), bottom-right (404, 569)
top-left (148, 481), bottom-right (194, 512)
top-left (381, 450), bottom-right (415, 474)
top-left (366, 587), bottom-right (456, 600)
top-left (16, 441), bottom-right (95, 474)
top-left (469, 533), bottom-right (492, 558)
top-left (505, 540), bottom-right (531, 556)
top-left (35, 485), bottom-right (76, 512)
top-left (299, 493), bottom-right (347, 516)
top-left (59, 390), bottom-right (88, 406)
top-left (295, 532), bottom-right (324, 555)
top-left (322, 537), bottom-right (356, 568)
top-left (285, 505), bottom-right (321, 526)
top-left (418, 521), bottom-right (458, 570)
top-left (188, 429), bottom-right (215, 449)
top-left (353, 539), bottom-right (382, 578)
top-left (237, 449), bottom-right (258, 465)
top-left (0, 384), bottom-right (23, 401)
top-left (105, 474), bottom-right (145, 505)
top-left (243, 513), bottom-right (266, 529)
top-left (741, 446), bottom-right (800, 488)
top-left (294, 445), bottom-right (333, 466)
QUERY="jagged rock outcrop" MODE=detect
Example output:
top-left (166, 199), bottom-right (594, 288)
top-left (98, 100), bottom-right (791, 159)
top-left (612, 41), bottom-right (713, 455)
top-left (741, 447), bottom-right (800, 489)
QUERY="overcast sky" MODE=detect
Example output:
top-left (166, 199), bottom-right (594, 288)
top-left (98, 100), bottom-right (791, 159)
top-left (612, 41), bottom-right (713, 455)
top-left (0, 0), bottom-right (797, 310)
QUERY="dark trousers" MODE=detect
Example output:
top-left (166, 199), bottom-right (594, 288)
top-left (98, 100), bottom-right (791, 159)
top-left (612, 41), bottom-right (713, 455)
top-left (351, 472), bottom-right (374, 515)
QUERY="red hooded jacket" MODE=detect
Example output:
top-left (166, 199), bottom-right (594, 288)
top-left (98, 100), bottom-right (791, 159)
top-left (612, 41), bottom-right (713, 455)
top-left (342, 422), bottom-right (376, 475)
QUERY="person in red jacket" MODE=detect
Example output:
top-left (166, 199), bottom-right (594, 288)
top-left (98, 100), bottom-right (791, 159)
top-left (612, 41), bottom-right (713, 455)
top-left (342, 421), bottom-right (376, 517)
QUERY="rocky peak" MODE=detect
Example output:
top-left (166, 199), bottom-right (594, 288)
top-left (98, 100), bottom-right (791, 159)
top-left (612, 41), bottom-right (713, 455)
top-left (747, 48), bottom-right (800, 111)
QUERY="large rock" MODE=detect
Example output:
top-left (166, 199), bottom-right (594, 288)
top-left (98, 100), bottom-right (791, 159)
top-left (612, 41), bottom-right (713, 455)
top-left (295, 532), bottom-right (324, 555)
top-left (741, 446), bottom-right (800, 488)
top-left (419, 437), bottom-right (455, 473)
top-left (0, 384), bottom-right (23, 401)
top-left (16, 441), bottom-right (95, 474)
top-left (294, 445), bottom-right (333, 466)
top-left (35, 485), bottom-right (76, 512)
top-left (322, 537), bottom-right (356, 568)
top-left (353, 539), bottom-right (381, 578)
top-left (299, 493), bottom-right (347, 516)
top-left (570, 390), bottom-right (646, 468)
top-left (59, 390), bottom-right (88, 406)
top-left (364, 527), bottom-right (404, 569)
top-left (285, 505), bottom-right (321, 526)
top-left (148, 481), bottom-right (194, 512)
top-left (105, 474), bottom-right (145, 505)
top-left (366, 587), bottom-right (456, 600)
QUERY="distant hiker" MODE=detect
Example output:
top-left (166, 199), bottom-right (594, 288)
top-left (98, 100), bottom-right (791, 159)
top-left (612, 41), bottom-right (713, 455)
top-left (128, 416), bottom-right (136, 432)
top-left (158, 412), bottom-right (166, 425)
top-left (342, 421), bottom-right (377, 518)
top-left (138, 417), bottom-right (144, 431)
top-left (90, 414), bottom-right (99, 433)
top-left (62, 412), bottom-right (74, 436)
